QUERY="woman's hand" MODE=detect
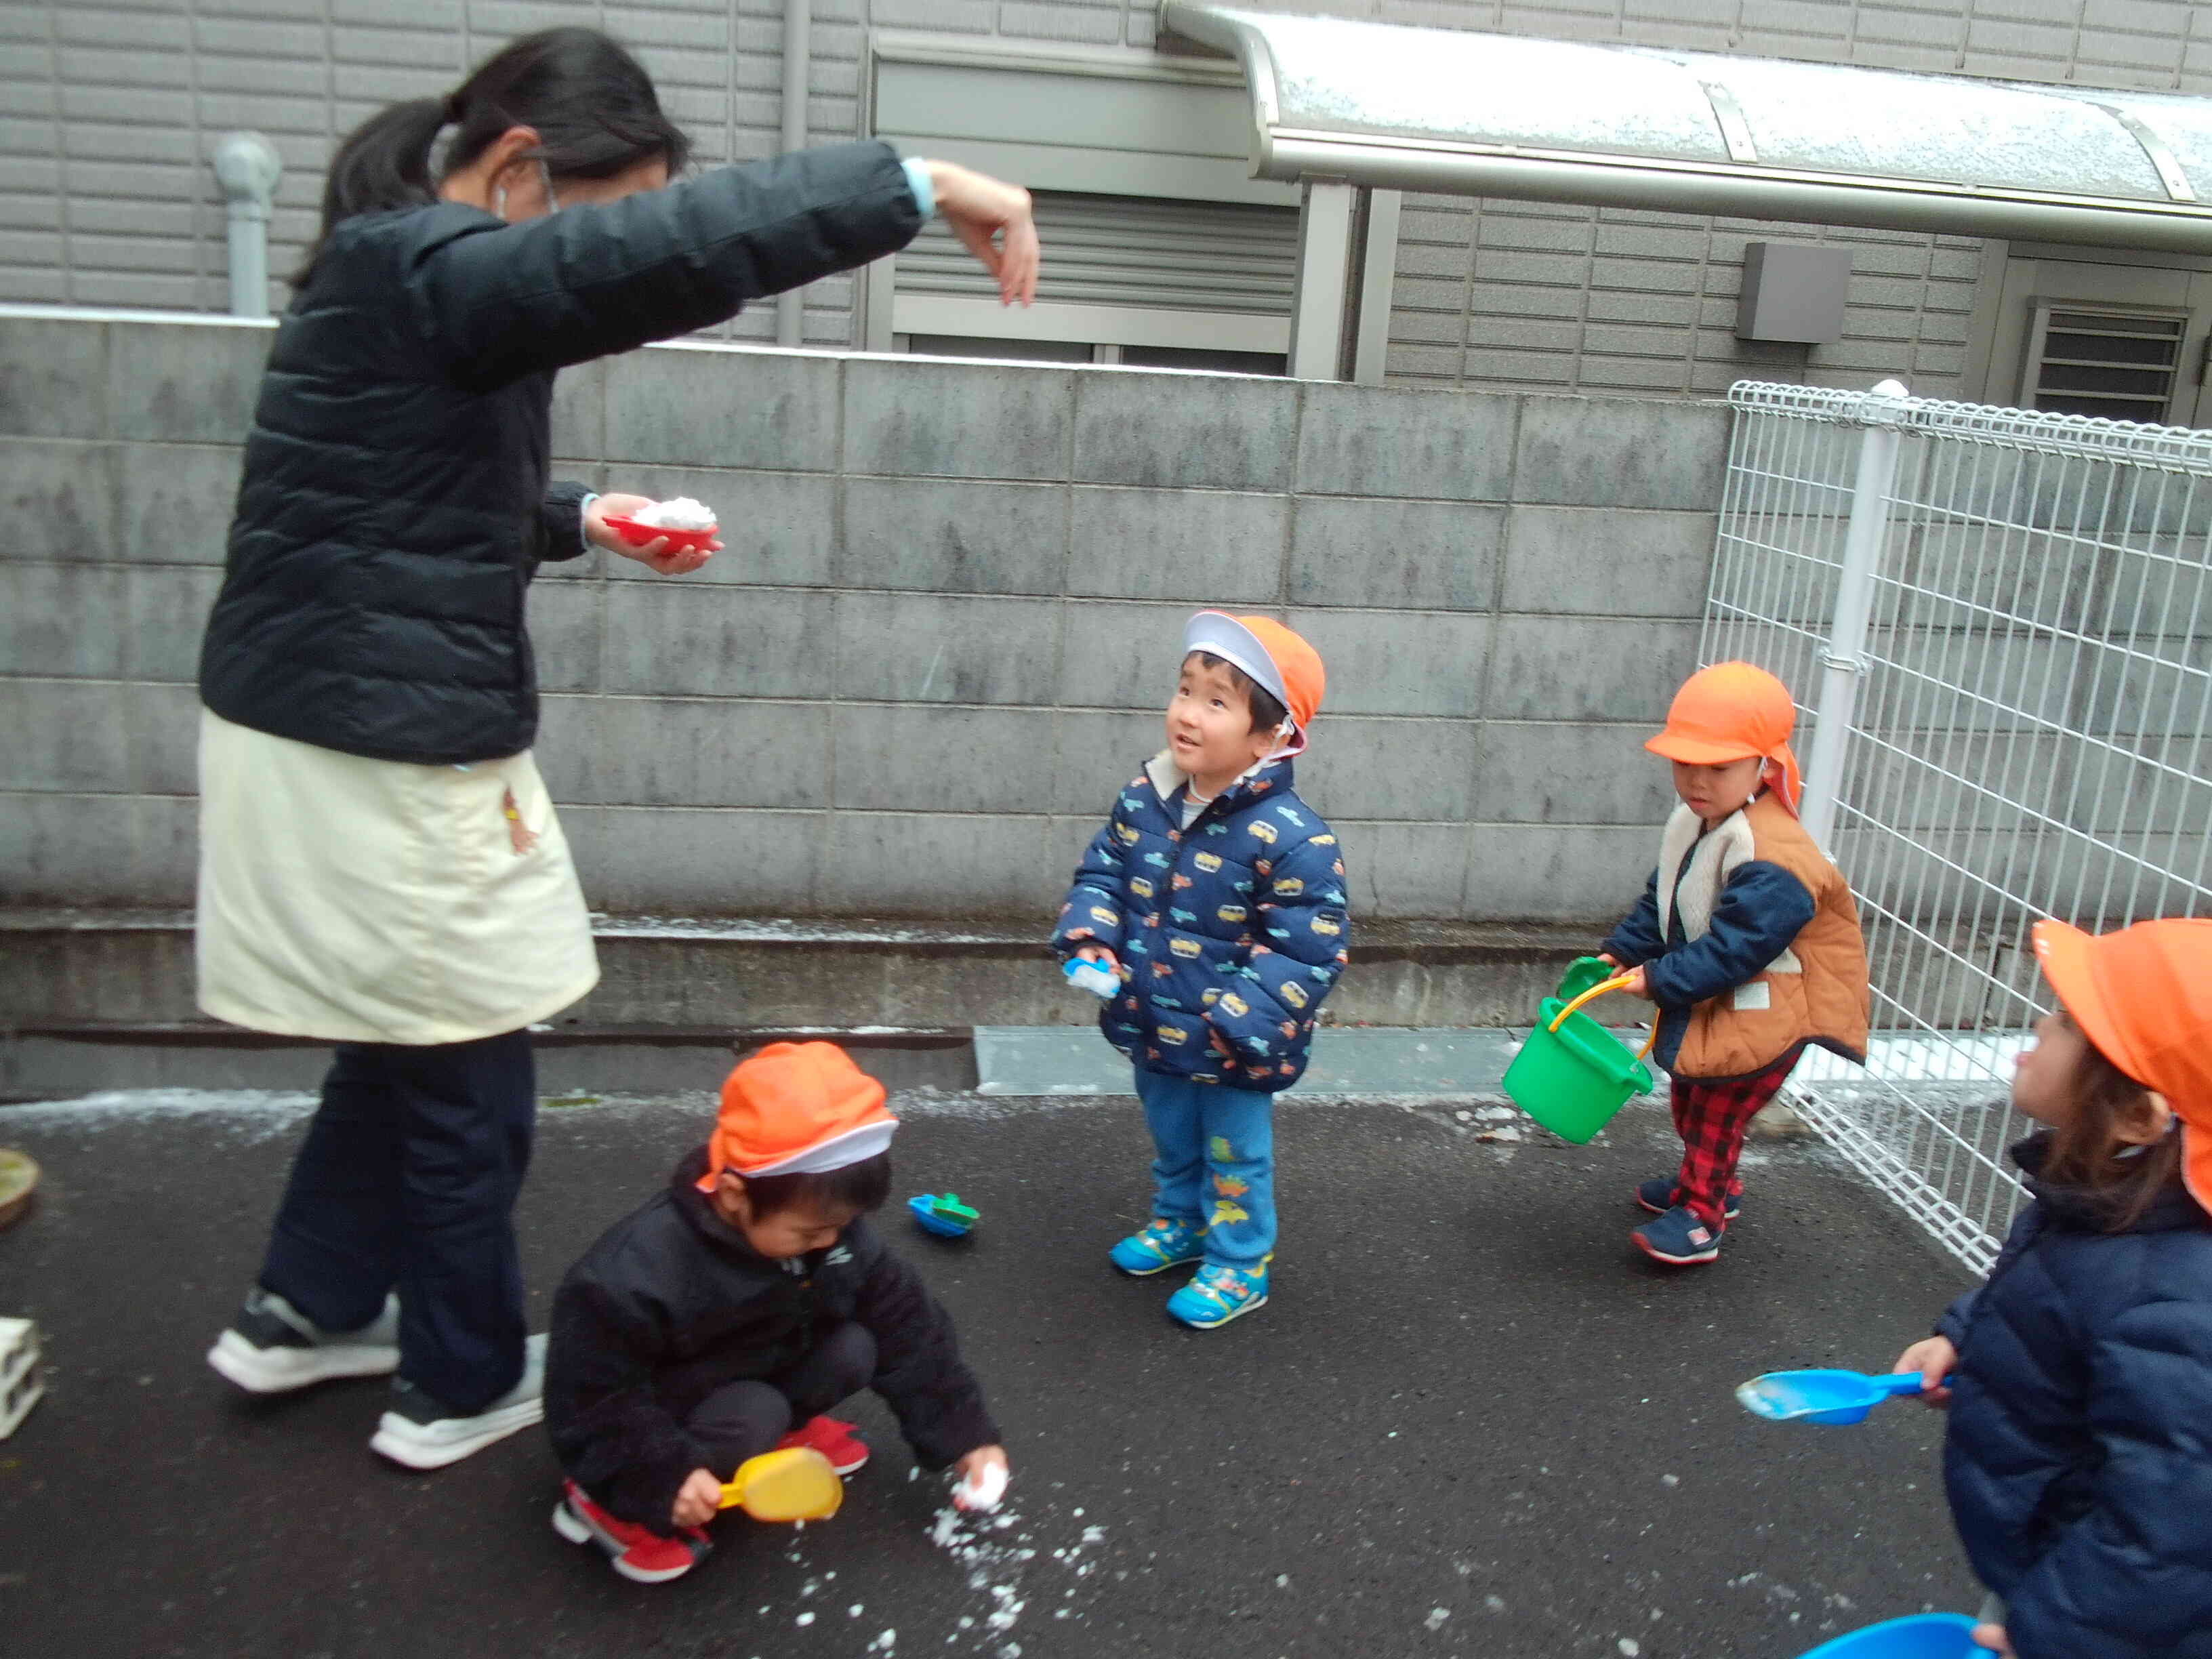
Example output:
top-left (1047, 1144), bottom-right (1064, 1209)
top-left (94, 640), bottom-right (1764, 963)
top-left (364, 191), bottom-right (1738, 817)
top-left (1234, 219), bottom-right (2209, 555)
top-left (1617, 965), bottom-right (1650, 998)
top-left (586, 491), bottom-right (719, 576)
top-left (924, 163), bottom-right (1040, 307)
top-left (1894, 1334), bottom-right (1959, 1406)
top-left (1970, 1624), bottom-right (2013, 1656)
top-left (671, 1467), bottom-right (724, 1529)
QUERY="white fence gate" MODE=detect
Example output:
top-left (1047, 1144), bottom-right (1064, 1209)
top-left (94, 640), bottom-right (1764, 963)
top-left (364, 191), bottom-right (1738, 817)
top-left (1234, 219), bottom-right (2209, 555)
top-left (1704, 380), bottom-right (2212, 1273)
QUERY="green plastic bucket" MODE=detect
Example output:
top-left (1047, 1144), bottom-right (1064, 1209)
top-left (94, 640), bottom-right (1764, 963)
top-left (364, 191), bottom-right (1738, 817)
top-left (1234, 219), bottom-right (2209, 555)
top-left (1502, 960), bottom-right (1657, 1145)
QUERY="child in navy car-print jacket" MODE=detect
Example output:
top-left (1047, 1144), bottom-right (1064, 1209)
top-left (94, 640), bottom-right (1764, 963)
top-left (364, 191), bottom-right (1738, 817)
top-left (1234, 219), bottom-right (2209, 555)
top-left (1053, 611), bottom-right (1346, 1332)
top-left (1893, 918), bottom-right (2212, 1659)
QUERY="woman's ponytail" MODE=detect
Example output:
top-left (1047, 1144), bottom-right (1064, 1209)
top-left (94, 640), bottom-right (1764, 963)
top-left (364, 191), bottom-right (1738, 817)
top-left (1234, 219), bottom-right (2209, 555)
top-left (299, 96), bottom-right (449, 280)
top-left (295, 27), bottom-right (687, 289)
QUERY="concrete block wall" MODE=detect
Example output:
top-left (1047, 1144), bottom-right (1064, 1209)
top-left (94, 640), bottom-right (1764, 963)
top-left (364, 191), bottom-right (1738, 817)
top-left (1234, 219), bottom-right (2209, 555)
top-left (5, 1), bottom-right (2200, 397)
top-left (0, 310), bottom-right (1732, 925)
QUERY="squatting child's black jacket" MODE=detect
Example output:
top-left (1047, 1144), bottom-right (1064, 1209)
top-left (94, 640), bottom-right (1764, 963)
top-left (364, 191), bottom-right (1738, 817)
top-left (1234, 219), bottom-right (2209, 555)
top-left (546, 1147), bottom-right (998, 1527)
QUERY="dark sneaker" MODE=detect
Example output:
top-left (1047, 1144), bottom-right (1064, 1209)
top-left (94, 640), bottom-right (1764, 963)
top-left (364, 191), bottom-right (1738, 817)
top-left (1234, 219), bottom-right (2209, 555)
top-left (369, 1332), bottom-right (547, 1469)
top-left (778, 1414), bottom-right (868, 1475)
top-left (206, 1288), bottom-right (400, 1394)
top-left (552, 1479), bottom-right (711, 1584)
top-left (1631, 1206), bottom-right (1723, 1267)
top-left (1635, 1176), bottom-right (1741, 1221)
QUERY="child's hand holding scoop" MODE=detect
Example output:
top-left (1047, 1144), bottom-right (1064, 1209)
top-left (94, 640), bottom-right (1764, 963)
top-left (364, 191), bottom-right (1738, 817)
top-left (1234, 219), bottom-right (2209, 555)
top-left (951, 1444), bottom-right (1010, 1512)
top-left (672, 1467), bottom-right (724, 1529)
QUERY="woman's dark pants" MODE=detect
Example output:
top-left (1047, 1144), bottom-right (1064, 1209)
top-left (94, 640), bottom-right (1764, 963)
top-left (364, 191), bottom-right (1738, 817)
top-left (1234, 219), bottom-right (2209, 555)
top-left (259, 1029), bottom-right (535, 1412)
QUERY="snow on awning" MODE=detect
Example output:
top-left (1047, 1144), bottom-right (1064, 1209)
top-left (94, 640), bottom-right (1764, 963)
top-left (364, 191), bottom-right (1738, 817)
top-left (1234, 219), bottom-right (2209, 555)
top-left (1158, 3), bottom-right (2212, 252)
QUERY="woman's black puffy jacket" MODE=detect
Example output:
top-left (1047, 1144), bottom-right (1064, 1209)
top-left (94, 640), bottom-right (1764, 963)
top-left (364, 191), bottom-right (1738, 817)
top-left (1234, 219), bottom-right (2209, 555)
top-left (201, 141), bottom-right (920, 764)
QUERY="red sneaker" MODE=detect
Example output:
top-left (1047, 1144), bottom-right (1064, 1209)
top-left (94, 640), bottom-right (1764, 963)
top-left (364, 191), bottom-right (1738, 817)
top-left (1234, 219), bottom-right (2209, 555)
top-left (552, 1479), bottom-right (711, 1584)
top-left (778, 1415), bottom-right (869, 1475)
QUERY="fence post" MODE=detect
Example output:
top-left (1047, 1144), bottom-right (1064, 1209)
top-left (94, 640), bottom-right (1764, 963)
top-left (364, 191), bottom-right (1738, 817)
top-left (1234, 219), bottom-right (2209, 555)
top-left (1800, 377), bottom-right (1909, 851)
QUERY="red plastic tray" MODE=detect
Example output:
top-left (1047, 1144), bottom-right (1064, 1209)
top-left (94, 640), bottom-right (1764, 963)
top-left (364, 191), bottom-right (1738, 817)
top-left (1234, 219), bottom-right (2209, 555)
top-left (600, 513), bottom-right (718, 552)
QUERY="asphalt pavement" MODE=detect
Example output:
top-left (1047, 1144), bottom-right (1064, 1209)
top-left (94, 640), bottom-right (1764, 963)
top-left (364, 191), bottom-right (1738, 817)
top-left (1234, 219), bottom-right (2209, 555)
top-left (0, 1082), bottom-right (1983, 1659)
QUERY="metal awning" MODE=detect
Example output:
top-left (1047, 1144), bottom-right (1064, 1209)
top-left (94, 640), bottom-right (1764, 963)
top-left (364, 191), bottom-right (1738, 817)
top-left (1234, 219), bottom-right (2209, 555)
top-left (1160, 2), bottom-right (2212, 252)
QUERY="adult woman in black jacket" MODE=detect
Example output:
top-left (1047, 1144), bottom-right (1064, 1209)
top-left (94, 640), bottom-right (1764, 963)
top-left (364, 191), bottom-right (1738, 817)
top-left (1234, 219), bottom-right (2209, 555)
top-left (197, 27), bottom-right (1038, 1470)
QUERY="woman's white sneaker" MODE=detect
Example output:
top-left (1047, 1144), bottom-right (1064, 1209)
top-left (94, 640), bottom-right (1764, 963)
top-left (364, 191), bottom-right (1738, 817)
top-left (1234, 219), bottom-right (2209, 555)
top-left (206, 1289), bottom-right (401, 1394)
top-left (368, 1332), bottom-right (547, 1469)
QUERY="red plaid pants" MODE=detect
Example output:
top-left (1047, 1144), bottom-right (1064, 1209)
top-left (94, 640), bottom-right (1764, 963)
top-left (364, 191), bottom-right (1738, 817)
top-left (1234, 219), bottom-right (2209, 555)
top-left (1671, 1052), bottom-right (1799, 1231)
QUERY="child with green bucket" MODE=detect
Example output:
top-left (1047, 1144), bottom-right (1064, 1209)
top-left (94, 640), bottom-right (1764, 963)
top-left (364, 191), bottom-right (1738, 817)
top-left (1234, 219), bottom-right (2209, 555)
top-left (1596, 663), bottom-right (1869, 1265)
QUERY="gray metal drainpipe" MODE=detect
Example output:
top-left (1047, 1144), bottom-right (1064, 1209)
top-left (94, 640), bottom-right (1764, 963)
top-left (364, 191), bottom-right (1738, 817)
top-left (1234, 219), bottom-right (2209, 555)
top-left (775, 0), bottom-right (811, 348)
top-left (211, 131), bottom-right (283, 319)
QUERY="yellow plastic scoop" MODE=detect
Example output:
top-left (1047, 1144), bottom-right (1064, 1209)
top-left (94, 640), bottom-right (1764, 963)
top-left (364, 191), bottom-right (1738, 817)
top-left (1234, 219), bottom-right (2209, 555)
top-left (717, 1447), bottom-right (844, 1521)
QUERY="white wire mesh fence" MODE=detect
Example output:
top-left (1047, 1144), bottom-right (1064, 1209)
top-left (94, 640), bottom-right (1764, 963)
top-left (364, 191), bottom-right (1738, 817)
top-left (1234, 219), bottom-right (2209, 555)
top-left (1704, 381), bottom-right (2212, 1273)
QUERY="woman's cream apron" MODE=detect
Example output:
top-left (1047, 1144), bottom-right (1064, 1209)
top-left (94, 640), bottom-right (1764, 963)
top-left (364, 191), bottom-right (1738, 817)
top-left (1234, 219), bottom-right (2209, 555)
top-left (196, 708), bottom-right (598, 1046)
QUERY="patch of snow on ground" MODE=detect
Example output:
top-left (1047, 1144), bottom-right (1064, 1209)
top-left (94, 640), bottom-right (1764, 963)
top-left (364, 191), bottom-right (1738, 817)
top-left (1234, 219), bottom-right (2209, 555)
top-left (923, 1496), bottom-right (1105, 1652)
top-left (1795, 1031), bottom-right (2031, 1084)
top-left (0, 1089), bottom-right (318, 1141)
top-left (588, 914), bottom-right (1029, 945)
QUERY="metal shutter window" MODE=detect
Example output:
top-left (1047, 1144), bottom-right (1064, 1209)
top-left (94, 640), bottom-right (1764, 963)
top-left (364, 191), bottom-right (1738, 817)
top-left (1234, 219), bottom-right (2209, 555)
top-left (892, 190), bottom-right (1298, 355)
top-left (2025, 304), bottom-right (2188, 421)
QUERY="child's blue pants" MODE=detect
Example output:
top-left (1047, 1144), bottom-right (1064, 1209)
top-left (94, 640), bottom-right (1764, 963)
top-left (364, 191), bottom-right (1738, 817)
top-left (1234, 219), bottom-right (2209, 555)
top-left (1134, 1069), bottom-right (1276, 1267)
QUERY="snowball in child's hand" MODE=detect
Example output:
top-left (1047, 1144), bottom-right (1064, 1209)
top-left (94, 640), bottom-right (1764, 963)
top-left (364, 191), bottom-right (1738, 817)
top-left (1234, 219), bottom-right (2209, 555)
top-left (634, 495), bottom-right (717, 531)
top-left (954, 1461), bottom-right (1008, 1512)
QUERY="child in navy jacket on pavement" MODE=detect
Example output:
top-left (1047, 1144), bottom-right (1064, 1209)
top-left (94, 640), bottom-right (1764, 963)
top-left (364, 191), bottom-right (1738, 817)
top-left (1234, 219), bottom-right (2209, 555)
top-left (1600, 663), bottom-right (1869, 1266)
top-left (1893, 918), bottom-right (2212, 1659)
top-left (1054, 611), bottom-right (1347, 1330)
top-left (544, 1042), bottom-right (1006, 1584)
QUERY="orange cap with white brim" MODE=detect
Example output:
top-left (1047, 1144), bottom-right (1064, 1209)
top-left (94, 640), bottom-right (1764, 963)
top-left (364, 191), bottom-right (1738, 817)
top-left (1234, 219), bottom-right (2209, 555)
top-left (695, 1042), bottom-right (896, 1191)
top-left (1183, 611), bottom-right (1326, 756)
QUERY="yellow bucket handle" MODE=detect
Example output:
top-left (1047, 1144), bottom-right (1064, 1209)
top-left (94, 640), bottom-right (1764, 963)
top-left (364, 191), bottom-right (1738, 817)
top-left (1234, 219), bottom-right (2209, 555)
top-left (1549, 973), bottom-right (1660, 1061)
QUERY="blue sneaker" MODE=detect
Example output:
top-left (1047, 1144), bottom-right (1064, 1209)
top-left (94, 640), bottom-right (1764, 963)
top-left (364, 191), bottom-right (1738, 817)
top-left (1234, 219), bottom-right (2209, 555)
top-left (1165, 1260), bottom-right (1269, 1329)
top-left (1635, 1176), bottom-right (1740, 1221)
top-left (1631, 1205), bottom-right (1723, 1267)
top-left (1109, 1216), bottom-right (1207, 1277)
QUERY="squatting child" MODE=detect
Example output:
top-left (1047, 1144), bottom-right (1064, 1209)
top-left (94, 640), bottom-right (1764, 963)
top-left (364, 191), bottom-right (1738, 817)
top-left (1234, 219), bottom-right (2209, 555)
top-left (543, 1042), bottom-right (1006, 1582)
top-left (1054, 611), bottom-right (1348, 1329)
top-left (1894, 917), bottom-right (2212, 1658)
top-left (1599, 661), bottom-right (1869, 1265)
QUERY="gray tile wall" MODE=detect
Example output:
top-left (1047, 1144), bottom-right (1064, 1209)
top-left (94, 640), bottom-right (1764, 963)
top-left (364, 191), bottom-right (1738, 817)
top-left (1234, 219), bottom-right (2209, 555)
top-left (5, 2), bottom-right (2201, 393)
top-left (0, 312), bottom-right (1728, 922)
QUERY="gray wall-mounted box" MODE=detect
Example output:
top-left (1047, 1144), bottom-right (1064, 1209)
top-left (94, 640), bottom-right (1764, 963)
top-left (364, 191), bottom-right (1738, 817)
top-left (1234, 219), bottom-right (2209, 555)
top-left (1736, 243), bottom-right (1851, 343)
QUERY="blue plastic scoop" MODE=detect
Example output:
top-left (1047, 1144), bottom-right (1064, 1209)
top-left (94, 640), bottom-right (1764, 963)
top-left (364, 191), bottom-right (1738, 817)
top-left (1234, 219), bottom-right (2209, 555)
top-left (1736, 1368), bottom-right (1928, 1425)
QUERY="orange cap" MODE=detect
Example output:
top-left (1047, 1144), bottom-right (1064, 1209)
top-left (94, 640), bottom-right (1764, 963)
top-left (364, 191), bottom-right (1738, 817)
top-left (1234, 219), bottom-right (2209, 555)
top-left (2032, 918), bottom-right (2212, 1214)
top-left (1645, 661), bottom-right (1803, 815)
top-left (695, 1042), bottom-right (895, 1191)
top-left (1184, 611), bottom-right (1326, 754)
